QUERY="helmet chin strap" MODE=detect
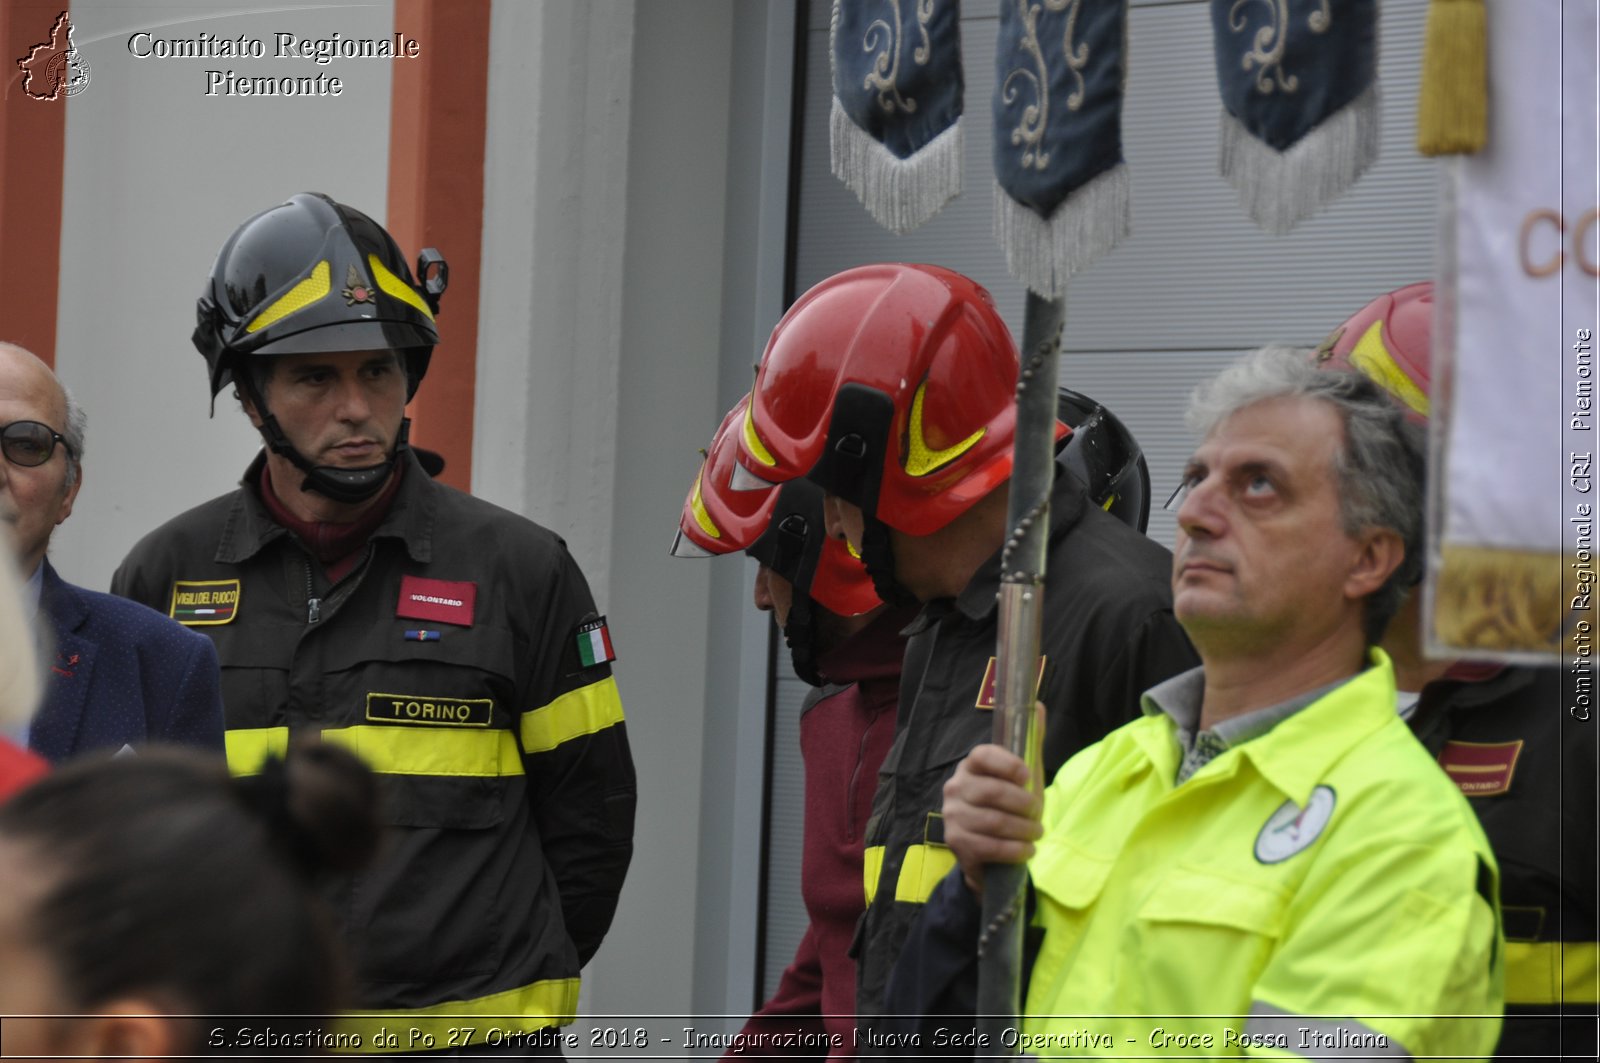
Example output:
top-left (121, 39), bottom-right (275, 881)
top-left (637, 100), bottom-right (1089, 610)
top-left (857, 514), bottom-right (919, 607)
top-left (241, 377), bottom-right (406, 505)
top-left (781, 591), bottom-right (824, 686)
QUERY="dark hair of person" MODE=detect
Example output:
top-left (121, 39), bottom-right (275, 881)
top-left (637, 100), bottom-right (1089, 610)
top-left (0, 742), bottom-right (380, 1046)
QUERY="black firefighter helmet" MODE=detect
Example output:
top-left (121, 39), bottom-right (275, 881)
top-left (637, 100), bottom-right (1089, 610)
top-left (1058, 387), bottom-right (1151, 533)
top-left (192, 193), bottom-right (447, 502)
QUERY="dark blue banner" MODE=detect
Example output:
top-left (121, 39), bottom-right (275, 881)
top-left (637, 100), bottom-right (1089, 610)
top-left (993, 0), bottom-right (1127, 217)
top-left (832, 0), bottom-right (965, 232)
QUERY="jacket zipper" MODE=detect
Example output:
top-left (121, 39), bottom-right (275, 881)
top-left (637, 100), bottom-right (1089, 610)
top-left (305, 560), bottom-right (320, 623)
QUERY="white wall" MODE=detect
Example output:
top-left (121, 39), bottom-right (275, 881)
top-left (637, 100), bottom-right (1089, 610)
top-left (472, 0), bottom-right (742, 1029)
top-left (52, 0), bottom-right (394, 589)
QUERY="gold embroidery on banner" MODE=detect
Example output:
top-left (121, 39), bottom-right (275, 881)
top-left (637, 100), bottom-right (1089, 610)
top-left (863, 0), bottom-right (936, 116)
top-left (1308, 0), bottom-right (1331, 34)
top-left (1002, 0), bottom-right (1050, 170)
top-left (1228, 0), bottom-right (1331, 96)
top-left (1002, 0), bottom-right (1091, 172)
top-left (913, 0), bottom-right (936, 64)
top-left (1051, 0), bottom-right (1089, 112)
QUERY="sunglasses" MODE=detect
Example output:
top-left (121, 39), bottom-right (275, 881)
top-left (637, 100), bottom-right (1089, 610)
top-left (2, 420), bottom-right (75, 468)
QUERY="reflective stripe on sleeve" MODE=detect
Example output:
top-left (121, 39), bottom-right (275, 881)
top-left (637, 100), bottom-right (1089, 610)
top-left (1506, 940), bottom-right (1600, 1005)
top-left (519, 676), bottom-right (624, 754)
top-left (225, 727), bottom-right (290, 776)
top-left (322, 726), bottom-right (524, 777)
top-left (894, 843), bottom-right (957, 904)
top-left (333, 976), bottom-right (580, 1052)
top-left (864, 845), bottom-right (886, 905)
top-left (1245, 1002), bottom-right (1411, 1060)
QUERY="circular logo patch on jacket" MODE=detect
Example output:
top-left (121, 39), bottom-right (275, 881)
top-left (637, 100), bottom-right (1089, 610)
top-left (1254, 786), bottom-right (1336, 864)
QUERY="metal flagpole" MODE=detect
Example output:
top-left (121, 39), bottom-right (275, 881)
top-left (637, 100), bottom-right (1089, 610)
top-left (976, 290), bottom-right (1065, 1052)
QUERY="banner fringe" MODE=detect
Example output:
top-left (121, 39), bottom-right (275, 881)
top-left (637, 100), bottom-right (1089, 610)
top-left (1429, 544), bottom-right (1587, 659)
top-left (830, 97), bottom-right (963, 235)
top-left (1218, 83), bottom-right (1380, 235)
top-left (992, 164), bottom-right (1130, 299)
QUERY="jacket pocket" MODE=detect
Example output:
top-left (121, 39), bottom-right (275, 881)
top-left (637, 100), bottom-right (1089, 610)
top-left (1126, 865), bottom-right (1287, 1013)
top-left (1032, 835), bottom-right (1115, 911)
top-left (342, 773), bottom-right (527, 988)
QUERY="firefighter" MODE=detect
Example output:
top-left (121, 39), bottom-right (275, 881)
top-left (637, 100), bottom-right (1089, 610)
top-left (110, 193), bottom-right (635, 1053)
top-left (733, 263), bottom-right (1198, 1022)
top-left (674, 397), bottom-right (908, 1055)
top-left (1318, 283), bottom-right (1598, 1061)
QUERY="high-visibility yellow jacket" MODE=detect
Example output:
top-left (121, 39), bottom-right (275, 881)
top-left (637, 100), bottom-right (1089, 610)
top-left (1021, 652), bottom-right (1503, 1060)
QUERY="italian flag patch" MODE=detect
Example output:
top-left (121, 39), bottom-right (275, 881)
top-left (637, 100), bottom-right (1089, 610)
top-left (576, 617), bottom-right (617, 668)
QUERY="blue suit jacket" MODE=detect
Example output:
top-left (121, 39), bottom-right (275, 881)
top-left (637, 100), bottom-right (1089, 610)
top-left (29, 561), bottom-right (226, 764)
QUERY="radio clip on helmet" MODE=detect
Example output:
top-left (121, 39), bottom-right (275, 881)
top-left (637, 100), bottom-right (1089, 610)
top-left (736, 264), bottom-right (1067, 604)
top-left (192, 192), bottom-right (447, 503)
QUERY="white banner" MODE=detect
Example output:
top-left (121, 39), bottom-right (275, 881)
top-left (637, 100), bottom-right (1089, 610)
top-left (1429, 0), bottom-right (1599, 663)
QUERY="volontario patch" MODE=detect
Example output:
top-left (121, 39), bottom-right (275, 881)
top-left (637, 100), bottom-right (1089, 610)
top-left (1439, 740), bottom-right (1523, 796)
top-left (974, 656), bottom-right (1048, 710)
top-left (396, 575), bottom-right (476, 626)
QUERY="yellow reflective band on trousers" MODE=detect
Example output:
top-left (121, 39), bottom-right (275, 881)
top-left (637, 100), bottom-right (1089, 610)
top-left (520, 676), bottom-right (624, 754)
top-left (863, 845), bottom-right (886, 905)
top-left (1505, 940), bottom-right (1600, 1005)
top-left (322, 726), bottom-right (524, 777)
top-left (332, 977), bottom-right (580, 1052)
top-left (225, 727), bottom-right (290, 776)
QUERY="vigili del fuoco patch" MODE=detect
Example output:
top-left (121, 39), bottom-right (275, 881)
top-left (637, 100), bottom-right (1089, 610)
top-left (169, 579), bottom-right (241, 625)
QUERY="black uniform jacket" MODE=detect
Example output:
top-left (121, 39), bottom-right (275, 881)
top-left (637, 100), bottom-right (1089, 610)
top-left (112, 450), bottom-right (636, 1043)
top-left (852, 467), bottom-right (1199, 1021)
top-left (1410, 666), bottom-right (1597, 1062)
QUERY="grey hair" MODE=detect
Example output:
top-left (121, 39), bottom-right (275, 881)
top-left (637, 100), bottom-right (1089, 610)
top-left (1186, 345), bottom-right (1426, 644)
top-left (60, 382), bottom-right (87, 489)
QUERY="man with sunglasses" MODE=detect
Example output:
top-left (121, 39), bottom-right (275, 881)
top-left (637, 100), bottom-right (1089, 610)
top-left (0, 342), bottom-right (224, 763)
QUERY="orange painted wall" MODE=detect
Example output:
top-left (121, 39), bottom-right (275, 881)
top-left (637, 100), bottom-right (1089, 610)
top-left (0, 1), bottom-right (69, 368)
top-left (386, 0), bottom-right (490, 491)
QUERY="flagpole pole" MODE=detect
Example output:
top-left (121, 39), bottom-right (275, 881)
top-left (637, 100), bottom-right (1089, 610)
top-left (977, 290), bottom-right (1065, 1052)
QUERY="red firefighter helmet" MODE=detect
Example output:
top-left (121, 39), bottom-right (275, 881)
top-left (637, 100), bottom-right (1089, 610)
top-left (738, 263), bottom-right (1067, 537)
top-left (1314, 281), bottom-right (1433, 419)
top-left (673, 398), bottom-right (879, 617)
top-left (672, 398), bottom-right (777, 557)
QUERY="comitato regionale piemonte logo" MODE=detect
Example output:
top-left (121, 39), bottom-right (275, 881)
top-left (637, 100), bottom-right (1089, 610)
top-left (16, 11), bottom-right (91, 101)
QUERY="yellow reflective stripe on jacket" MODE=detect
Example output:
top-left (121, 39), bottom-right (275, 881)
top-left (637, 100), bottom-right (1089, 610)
top-left (520, 676), bottom-right (624, 754)
top-left (894, 843), bottom-right (957, 903)
top-left (333, 976), bottom-right (580, 1052)
top-left (1506, 940), bottom-right (1600, 1005)
top-left (322, 726), bottom-right (524, 777)
top-left (225, 727), bottom-right (289, 776)
top-left (863, 845), bottom-right (886, 905)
